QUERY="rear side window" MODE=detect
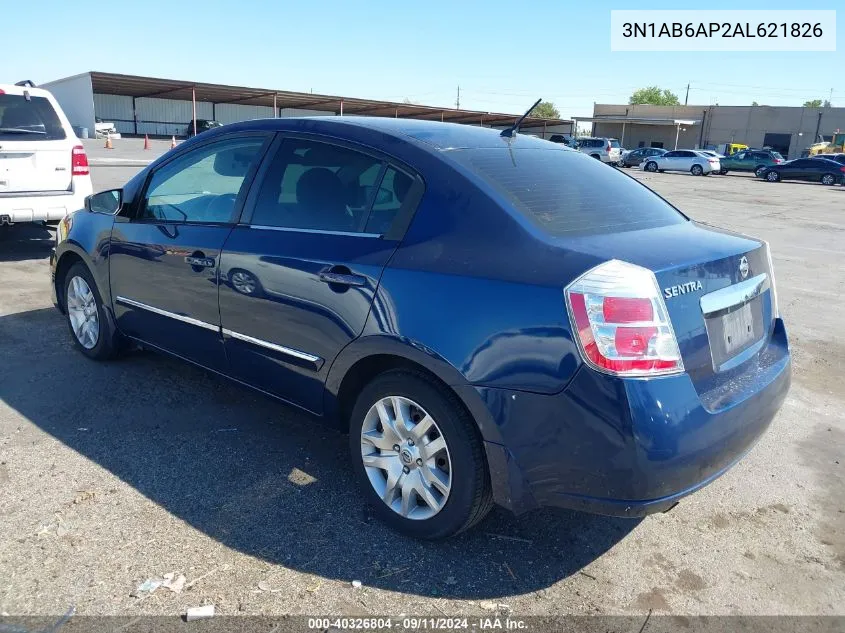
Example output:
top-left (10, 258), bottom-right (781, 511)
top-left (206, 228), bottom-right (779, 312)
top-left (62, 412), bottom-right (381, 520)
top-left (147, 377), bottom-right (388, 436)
top-left (449, 148), bottom-right (686, 237)
top-left (0, 94), bottom-right (66, 141)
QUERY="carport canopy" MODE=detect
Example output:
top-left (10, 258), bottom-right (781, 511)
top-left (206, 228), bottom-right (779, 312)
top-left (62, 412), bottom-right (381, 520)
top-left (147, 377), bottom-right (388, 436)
top-left (89, 71), bottom-right (572, 129)
top-left (574, 116), bottom-right (700, 126)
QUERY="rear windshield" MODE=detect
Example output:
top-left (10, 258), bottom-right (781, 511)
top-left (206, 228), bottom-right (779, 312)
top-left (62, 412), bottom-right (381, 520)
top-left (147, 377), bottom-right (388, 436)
top-left (0, 94), bottom-right (66, 141)
top-left (772, 151), bottom-right (784, 160)
top-left (449, 148), bottom-right (686, 237)
top-left (609, 139), bottom-right (620, 148)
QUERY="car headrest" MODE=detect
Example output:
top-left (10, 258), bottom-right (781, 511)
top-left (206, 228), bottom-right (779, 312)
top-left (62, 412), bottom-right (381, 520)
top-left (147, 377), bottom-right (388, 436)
top-left (213, 147), bottom-right (256, 177)
top-left (296, 168), bottom-right (346, 211)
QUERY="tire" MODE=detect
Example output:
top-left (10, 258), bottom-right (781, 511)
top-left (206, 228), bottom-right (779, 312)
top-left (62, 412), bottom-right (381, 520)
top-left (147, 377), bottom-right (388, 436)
top-left (719, 169), bottom-right (729, 175)
top-left (754, 165), bottom-right (767, 178)
top-left (349, 369), bottom-right (493, 540)
top-left (63, 262), bottom-right (121, 360)
top-left (228, 268), bottom-right (263, 297)
top-left (821, 174), bottom-right (836, 186)
top-left (645, 161), bottom-right (658, 172)
top-left (691, 164), bottom-right (703, 176)
top-left (590, 154), bottom-right (601, 160)
top-left (766, 171), bottom-right (780, 182)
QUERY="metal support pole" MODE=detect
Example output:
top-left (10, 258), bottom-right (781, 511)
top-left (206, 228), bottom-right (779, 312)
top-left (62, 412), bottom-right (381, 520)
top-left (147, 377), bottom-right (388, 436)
top-left (441, 111), bottom-right (444, 122)
top-left (132, 97), bottom-right (137, 135)
top-left (543, 120), bottom-right (547, 139)
top-left (395, 108), bottom-right (398, 118)
top-left (621, 122), bottom-right (626, 147)
top-left (192, 88), bottom-right (197, 136)
top-left (814, 111), bottom-right (823, 142)
top-left (674, 123), bottom-right (681, 150)
top-left (340, 99), bottom-right (344, 116)
top-left (273, 93), bottom-right (277, 118)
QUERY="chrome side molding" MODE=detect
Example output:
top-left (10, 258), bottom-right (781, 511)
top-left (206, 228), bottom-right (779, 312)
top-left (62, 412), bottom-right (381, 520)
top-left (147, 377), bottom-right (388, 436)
top-left (115, 296), bottom-right (219, 332)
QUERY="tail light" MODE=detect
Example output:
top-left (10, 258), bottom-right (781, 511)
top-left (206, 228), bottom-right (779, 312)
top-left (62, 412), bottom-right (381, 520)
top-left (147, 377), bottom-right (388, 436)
top-left (775, 159), bottom-right (784, 163)
top-left (565, 260), bottom-right (683, 377)
top-left (71, 145), bottom-right (89, 176)
top-left (762, 241), bottom-right (779, 318)
top-left (839, 166), bottom-right (845, 173)
top-left (606, 142), bottom-right (612, 152)
top-left (708, 158), bottom-right (718, 164)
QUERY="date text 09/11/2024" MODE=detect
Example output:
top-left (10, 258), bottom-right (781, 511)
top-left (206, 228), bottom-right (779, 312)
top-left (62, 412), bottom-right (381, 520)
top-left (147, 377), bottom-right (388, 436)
top-left (307, 617), bottom-right (529, 630)
top-left (622, 22), bottom-right (823, 39)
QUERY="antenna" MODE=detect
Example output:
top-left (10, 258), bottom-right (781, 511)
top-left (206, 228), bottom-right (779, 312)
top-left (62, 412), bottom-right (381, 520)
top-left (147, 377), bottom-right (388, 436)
top-left (500, 98), bottom-right (542, 138)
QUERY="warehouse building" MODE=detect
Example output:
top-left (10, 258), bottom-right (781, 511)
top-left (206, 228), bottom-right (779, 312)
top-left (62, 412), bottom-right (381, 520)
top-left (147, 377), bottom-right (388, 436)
top-left (41, 71), bottom-right (572, 140)
top-left (580, 103), bottom-right (845, 159)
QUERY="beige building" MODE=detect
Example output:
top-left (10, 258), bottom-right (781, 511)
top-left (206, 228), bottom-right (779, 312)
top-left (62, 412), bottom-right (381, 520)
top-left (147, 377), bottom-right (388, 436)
top-left (580, 103), bottom-right (845, 159)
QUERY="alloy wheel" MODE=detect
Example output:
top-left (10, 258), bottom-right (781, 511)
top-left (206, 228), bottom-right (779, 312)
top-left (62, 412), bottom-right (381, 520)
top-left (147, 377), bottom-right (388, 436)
top-left (66, 275), bottom-right (100, 349)
top-left (360, 396), bottom-right (452, 520)
top-left (231, 270), bottom-right (257, 295)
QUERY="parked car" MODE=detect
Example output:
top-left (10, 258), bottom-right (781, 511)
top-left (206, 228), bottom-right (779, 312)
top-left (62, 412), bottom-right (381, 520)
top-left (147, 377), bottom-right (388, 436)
top-left (620, 146), bottom-right (667, 168)
top-left (718, 149), bottom-right (784, 176)
top-left (94, 117), bottom-right (119, 139)
top-left (576, 137), bottom-right (622, 164)
top-left (186, 119), bottom-right (224, 137)
top-left (641, 149), bottom-right (720, 175)
top-left (548, 134), bottom-right (578, 147)
top-left (811, 153), bottom-right (845, 166)
top-left (50, 117), bottom-right (790, 539)
top-left (0, 81), bottom-right (92, 226)
top-left (759, 157), bottom-right (845, 185)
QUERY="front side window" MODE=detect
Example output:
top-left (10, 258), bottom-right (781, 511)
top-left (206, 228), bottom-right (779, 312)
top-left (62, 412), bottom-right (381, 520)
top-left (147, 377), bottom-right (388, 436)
top-left (250, 138), bottom-right (386, 233)
top-left (140, 137), bottom-right (266, 223)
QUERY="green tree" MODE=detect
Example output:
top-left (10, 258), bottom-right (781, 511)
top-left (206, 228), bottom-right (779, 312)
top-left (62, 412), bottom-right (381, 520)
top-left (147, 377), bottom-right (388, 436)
top-left (629, 86), bottom-right (681, 106)
top-left (530, 101), bottom-right (560, 119)
top-left (803, 99), bottom-right (823, 108)
top-left (751, 101), bottom-right (759, 106)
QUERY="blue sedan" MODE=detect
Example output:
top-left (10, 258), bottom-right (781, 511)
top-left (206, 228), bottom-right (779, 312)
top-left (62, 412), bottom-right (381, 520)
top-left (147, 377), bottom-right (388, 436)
top-left (50, 117), bottom-right (791, 539)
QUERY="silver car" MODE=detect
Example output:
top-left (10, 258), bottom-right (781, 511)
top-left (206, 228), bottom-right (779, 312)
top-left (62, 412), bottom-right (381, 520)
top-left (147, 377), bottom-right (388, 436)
top-left (640, 149), bottom-right (720, 176)
top-left (576, 137), bottom-right (622, 165)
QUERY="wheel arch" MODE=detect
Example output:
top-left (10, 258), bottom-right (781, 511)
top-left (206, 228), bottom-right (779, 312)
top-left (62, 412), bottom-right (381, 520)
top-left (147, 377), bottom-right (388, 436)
top-left (54, 246), bottom-right (89, 313)
top-left (324, 336), bottom-right (504, 445)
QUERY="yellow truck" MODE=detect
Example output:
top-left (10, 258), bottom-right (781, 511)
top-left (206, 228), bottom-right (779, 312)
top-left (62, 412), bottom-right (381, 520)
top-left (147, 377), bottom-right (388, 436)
top-left (802, 133), bottom-right (845, 157)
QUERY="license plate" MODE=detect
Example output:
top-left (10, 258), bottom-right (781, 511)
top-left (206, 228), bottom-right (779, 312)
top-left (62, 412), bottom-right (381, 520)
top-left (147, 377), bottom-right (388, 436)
top-left (722, 302), bottom-right (755, 355)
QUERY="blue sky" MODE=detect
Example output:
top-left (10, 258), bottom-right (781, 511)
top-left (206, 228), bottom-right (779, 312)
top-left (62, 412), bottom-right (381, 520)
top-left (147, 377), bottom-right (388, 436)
top-left (4, 0), bottom-right (841, 119)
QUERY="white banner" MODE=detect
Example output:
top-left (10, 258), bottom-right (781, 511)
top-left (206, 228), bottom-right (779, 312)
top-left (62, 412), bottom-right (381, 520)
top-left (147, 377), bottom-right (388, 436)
top-left (611, 10), bottom-right (836, 52)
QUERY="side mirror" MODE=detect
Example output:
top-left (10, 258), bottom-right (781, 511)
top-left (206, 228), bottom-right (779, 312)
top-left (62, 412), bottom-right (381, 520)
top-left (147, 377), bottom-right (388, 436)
top-left (85, 189), bottom-right (122, 215)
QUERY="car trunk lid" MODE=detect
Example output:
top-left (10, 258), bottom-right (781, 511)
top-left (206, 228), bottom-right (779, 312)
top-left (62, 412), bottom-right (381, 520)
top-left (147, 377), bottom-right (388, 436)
top-left (0, 139), bottom-right (72, 193)
top-left (559, 221), bottom-right (776, 388)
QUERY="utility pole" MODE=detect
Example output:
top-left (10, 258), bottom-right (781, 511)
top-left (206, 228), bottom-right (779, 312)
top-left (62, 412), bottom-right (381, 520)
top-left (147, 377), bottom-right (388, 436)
top-left (684, 83), bottom-right (690, 106)
top-left (829, 88), bottom-right (834, 106)
top-left (455, 85), bottom-right (461, 110)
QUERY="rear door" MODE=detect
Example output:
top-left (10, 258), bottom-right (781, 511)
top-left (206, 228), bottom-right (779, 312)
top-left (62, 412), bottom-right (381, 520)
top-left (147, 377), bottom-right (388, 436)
top-left (109, 133), bottom-right (271, 370)
top-left (218, 135), bottom-right (422, 413)
top-left (0, 91), bottom-right (72, 194)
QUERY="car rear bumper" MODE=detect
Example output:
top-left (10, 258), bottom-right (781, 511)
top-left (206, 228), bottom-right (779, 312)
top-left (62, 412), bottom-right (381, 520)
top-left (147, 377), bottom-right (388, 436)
top-left (0, 183), bottom-right (91, 223)
top-left (477, 318), bottom-right (791, 517)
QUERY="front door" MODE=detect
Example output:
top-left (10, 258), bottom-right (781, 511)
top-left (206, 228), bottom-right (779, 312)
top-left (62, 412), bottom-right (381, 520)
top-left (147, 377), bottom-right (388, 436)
top-left (218, 136), bottom-right (420, 413)
top-left (109, 133), bottom-right (270, 370)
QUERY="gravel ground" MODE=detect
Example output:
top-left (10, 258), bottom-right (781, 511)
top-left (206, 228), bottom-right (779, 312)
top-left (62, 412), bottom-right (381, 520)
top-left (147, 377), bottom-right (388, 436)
top-left (0, 159), bottom-right (842, 618)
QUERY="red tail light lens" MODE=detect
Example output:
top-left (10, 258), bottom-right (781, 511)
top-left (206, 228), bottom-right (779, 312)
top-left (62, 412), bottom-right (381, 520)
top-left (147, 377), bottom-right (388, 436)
top-left (607, 142), bottom-right (612, 152)
top-left (839, 166), bottom-right (845, 173)
top-left (566, 260), bottom-right (683, 376)
top-left (71, 145), bottom-right (89, 176)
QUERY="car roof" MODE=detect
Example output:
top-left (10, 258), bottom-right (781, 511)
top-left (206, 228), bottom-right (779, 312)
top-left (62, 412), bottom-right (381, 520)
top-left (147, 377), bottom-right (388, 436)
top-left (0, 83), bottom-right (55, 99)
top-left (210, 116), bottom-right (566, 151)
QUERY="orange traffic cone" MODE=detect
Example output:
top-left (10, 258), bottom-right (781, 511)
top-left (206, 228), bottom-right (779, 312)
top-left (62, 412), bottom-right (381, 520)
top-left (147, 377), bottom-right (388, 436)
top-left (143, 134), bottom-right (150, 150)
top-left (170, 135), bottom-right (177, 149)
top-left (104, 135), bottom-right (113, 150)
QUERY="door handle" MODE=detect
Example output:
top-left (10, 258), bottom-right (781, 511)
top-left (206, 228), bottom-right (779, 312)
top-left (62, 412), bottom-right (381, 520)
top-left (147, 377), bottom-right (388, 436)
top-left (319, 269), bottom-right (366, 287)
top-left (185, 255), bottom-right (216, 268)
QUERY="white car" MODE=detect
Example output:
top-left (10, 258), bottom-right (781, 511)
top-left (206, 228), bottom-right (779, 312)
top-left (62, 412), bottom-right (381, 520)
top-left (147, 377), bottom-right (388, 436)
top-left (639, 149), bottom-right (720, 176)
top-left (0, 81), bottom-right (93, 226)
top-left (576, 137), bottom-right (622, 165)
top-left (95, 117), bottom-right (120, 139)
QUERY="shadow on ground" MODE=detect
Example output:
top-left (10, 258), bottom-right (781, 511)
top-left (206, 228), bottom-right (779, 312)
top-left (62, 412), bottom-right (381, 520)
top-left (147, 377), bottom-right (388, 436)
top-left (0, 223), bottom-right (56, 262)
top-left (0, 307), bottom-right (638, 599)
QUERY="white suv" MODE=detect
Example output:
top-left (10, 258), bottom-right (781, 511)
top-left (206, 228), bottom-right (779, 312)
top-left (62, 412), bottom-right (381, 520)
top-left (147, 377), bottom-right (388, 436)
top-left (0, 81), bottom-right (92, 226)
top-left (576, 137), bottom-right (622, 165)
